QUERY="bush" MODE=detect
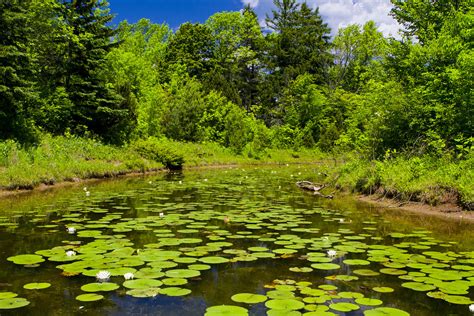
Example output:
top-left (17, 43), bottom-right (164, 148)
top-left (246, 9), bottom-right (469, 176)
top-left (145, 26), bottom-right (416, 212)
top-left (132, 138), bottom-right (184, 170)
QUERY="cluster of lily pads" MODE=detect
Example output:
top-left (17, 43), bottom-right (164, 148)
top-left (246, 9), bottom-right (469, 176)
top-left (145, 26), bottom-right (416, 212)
top-left (205, 278), bottom-right (409, 315)
top-left (1, 170), bottom-right (473, 314)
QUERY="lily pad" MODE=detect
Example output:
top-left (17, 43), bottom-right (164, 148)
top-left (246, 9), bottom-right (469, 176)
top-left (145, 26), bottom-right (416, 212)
top-left (126, 288), bottom-right (160, 298)
top-left (75, 293), bottom-right (104, 302)
top-left (329, 302), bottom-right (360, 312)
top-left (373, 287), bottom-right (394, 293)
top-left (7, 254), bottom-right (44, 265)
top-left (343, 259), bottom-right (370, 266)
top-left (162, 278), bottom-right (188, 286)
top-left (0, 292), bottom-right (17, 299)
top-left (310, 263), bottom-right (340, 270)
top-left (23, 283), bottom-right (51, 290)
top-left (123, 279), bottom-right (163, 289)
top-left (159, 287), bottom-right (191, 296)
top-left (0, 297), bottom-right (30, 309)
top-left (231, 293), bottom-right (267, 304)
top-left (364, 307), bottom-right (410, 316)
top-left (401, 282), bottom-right (436, 292)
top-left (265, 299), bottom-right (305, 310)
top-left (199, 256), bottom-right (229, 264)
top-left (355, 298), bottom-right (383, 306)
top-left (205, 305), bottom-right (248, 316)
top-left (165, 269), bottom-right (200, 279)
top-left (81, 282), bottom-right (119, 292)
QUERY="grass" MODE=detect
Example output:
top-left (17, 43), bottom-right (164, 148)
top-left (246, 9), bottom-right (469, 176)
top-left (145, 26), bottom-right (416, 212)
top-left (320, 153), bottom-right (474, 210)
top-left (0, 135), bottom-right (325, 190)
top-left (1, 135), bottom-right (471, 211)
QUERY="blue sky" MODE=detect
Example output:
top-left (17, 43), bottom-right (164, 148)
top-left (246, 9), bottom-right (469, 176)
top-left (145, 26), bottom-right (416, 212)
top-left (109, 0), bottom-right (243, 28)
top-left (109, 0), bottom-right (401, 37)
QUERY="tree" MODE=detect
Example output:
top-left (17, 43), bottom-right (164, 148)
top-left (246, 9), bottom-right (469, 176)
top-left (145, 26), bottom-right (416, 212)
top-left (204, 8), bottom-right (264, 109)
top-left (0, 0), bottom-right (36, 142)
top-left (262, 0), bottom-right (331, 124)
top-left (330, 21), bottom-right (387, 92)
top-left (165, 22), bottom-right (214, 79)
top-left (390, 0), bottom-right (470, 43)
top-left (59, 0), bottom-right (126, 142)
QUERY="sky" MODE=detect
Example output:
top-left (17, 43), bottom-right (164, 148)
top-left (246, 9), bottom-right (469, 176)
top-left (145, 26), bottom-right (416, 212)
top-left (109, 0), bottom-right (401, 37)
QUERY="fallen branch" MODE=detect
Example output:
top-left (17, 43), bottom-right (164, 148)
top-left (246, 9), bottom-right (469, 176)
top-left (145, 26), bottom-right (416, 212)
top-left (296, 181), bottom-right (333, 199)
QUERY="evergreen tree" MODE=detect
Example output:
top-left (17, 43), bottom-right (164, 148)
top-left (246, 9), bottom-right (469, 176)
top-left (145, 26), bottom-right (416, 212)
top-left (59, 0), bottom-right (125, 142)
top-left (0, 0), bottom-right (36, 141)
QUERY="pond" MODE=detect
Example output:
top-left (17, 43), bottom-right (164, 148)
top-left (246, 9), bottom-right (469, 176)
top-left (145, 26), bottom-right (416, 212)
top-left (0, 165), bottom-right (472, 315)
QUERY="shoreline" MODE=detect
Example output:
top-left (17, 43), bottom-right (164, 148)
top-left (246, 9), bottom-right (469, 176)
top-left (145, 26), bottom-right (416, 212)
top-left (0, 162), bottom-right (472, 223)
top-left (356, 193), bottom-right (474, 223)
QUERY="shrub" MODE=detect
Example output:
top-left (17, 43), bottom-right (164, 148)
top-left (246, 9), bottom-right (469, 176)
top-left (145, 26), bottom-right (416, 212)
top-left (132, 138), bottom-right (184, 170)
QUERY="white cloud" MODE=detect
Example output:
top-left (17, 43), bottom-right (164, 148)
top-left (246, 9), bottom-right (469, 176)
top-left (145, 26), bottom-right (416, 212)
top-left (242, 0), bottom-right (401, 38)
top-left (240, 0), bottom-right (260, 9)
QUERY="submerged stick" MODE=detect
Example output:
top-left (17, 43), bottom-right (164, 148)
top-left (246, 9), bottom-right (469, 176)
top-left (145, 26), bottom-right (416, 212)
top-left (296, 181), bottom-right (333, 199)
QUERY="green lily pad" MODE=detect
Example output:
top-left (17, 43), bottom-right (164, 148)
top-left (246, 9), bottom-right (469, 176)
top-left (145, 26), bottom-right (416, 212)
top-left (126, 288), bottom-right (160, 298)
top-left (343, 259), bottom-right (370, 266)
top-left (329, 302), bottom-right (360, 312)
top-left (81, 282), bottom-right (119, 292)
top-left (265, 299), bottom-right (305, 310)
top-left (339, 291), bottom-right (364, 299)
top-left (267, 310), bottom-right (304, 316)
top-left (205, 305), bottom-right (248, 316)
top-left (373, 287), bottom-right (394, 293)
top-left (311, 263), bottom-right (340, 270)
top-left (0, 292), bottom-right (17, 299)
top-left (442, 295), bottom-right (473, 305)
top-left (7, 254), bottom-right (44, 265)
top-left (0, 297), bottom-right (30, 309)
top-left (162, 278), bottom-right (188, 286)
top-left (23, 283), bottom-right (51, 290)
top-left (123, 279), bottom-right (163, 289)
top-left (355, 298), bottom-right (383, 306)
top-left (199, 256), bottom-right (229, 264)
top-left (75, 293), bottom-right (104, 302)
top-left (231, 293), bottom-right (267, 304)
top-left (289, 267), bottom-right (313, 273)
top-left (401, 282), bottom-right (436, 292)
top-left (364, 307), bottom-right (410, 316)
top-left (354, 269), bottom-right (380, 276)
top-left (165, 269), bottom-right (200, 278)
top-left (159, 287), bottom-right (191, 296)
top-left (188, 264), bottom-right (211, 271)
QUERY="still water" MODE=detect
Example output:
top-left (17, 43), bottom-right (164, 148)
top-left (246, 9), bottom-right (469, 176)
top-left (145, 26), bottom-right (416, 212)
top-left (0, 166), bottom-right (472, 315)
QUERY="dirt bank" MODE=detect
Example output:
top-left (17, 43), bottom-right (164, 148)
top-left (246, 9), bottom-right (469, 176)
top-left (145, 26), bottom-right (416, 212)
top-left (357, 194), bottom-right (474, 223)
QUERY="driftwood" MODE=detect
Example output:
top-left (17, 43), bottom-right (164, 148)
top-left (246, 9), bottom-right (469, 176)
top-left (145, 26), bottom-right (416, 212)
top-left (296, 181), bottom-right (333, 199)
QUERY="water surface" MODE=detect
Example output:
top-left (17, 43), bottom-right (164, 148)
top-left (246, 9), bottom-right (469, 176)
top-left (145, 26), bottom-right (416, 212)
top-left (0, 166), bottom-right (472, 315)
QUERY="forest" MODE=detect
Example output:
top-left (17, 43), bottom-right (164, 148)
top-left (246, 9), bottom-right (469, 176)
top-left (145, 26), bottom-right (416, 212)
top-left (0, 0), bottom-right (472, 208)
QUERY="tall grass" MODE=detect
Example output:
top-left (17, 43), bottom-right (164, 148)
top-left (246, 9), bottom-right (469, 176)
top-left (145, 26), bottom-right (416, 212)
top-left (326, 153), bottom-right (473, 209)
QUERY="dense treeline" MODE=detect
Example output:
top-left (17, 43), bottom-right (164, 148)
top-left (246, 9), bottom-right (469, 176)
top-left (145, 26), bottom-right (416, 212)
top-left (1, 0), bottom-right (472, 159)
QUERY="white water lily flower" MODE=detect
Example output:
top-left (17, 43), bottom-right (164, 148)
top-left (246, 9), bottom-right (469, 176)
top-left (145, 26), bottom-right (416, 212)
top-left (66, 250), bottom-right (76, 257)
top-left (83, 187), bottom-right (87, 191)
top-left (469, 304), bottom-right (474, 312)
top-left (96, 270), bottom-right (111, 282)
top-left (67, 227), bottom-right (76, 234)
top-left (327, 250), bottom-right (337, 258)
top-left (124, 272), bottom-right (134, 280)
top-left (159, 212), bottom-right (164, 218)
top-left (85, 191), bottom-right (90, 197)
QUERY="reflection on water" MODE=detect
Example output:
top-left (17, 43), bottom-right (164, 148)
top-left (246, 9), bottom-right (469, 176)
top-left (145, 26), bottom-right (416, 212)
top-left (0, 166), bottom-right (472, 315)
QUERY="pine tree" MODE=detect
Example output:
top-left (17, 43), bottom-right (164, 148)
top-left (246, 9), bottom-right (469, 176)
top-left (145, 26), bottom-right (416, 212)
top-left (0, 0), bottom-right (36, 141)
top-left (60, 0), bottom-right (125, 141)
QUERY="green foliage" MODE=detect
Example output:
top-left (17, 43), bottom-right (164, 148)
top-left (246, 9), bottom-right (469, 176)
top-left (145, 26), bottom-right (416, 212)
top-left (132, 138), bottom-right (184, 170)
top-left (0, 0), bottom-right (37, 142)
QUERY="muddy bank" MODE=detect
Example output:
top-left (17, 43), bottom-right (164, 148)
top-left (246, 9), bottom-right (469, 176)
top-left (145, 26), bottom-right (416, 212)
top-left (357, 194), bottom-right (474, 223)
